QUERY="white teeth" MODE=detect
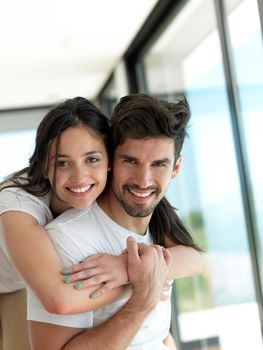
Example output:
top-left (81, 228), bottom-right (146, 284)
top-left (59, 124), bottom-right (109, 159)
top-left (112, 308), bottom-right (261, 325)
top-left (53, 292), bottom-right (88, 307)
top-left (130, 190), bottom-right (152, 198)
top-left (70, 185), bottom-right (91, 193)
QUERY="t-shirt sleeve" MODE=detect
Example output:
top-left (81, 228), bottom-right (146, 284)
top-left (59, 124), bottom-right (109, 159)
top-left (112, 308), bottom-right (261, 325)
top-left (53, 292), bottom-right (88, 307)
top-left (27, 217), bottom-right (93, 328)
top-left (27, 289), bottom-right (94, 328)
top-left (0, 188), bottom-right (53, 226)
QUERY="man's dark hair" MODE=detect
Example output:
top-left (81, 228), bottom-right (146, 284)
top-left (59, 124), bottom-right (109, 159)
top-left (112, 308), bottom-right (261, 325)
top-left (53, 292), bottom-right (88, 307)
top-left (111, 93), bottom-right (200, 250)
top-left (111, 93), bottom-right (190, 161)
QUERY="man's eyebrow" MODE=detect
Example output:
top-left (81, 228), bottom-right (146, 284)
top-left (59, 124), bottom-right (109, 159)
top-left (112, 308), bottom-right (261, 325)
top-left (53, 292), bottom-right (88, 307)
top-left (155, 158), bottom-right (172, 164)
top-left (50, 151), bottom-right (103, 159)
top-left (118, 153), bottom-right (172, 164)
top-left (118, 153), bottom-right (137, 160)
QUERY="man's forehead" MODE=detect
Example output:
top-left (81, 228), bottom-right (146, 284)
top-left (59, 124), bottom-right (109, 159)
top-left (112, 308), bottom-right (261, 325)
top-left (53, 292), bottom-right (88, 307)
top-left (116, 136), bottom-right (174, 148)
top-left (115, 137), bottom-right (175, 161)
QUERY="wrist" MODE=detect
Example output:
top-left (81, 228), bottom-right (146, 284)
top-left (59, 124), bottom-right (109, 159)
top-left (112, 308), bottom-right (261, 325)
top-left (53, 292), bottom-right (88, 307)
top-left (129, 287), bottom-right (158, 312)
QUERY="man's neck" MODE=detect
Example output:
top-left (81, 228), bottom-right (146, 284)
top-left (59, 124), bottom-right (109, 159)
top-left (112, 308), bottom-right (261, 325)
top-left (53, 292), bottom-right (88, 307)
top-left (97, 189), bottom-right (151, 235)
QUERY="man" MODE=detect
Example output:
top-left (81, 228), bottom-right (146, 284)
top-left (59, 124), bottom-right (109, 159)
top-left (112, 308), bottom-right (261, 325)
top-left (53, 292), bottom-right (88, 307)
top-left (28, 93), bottom-right (201, 349)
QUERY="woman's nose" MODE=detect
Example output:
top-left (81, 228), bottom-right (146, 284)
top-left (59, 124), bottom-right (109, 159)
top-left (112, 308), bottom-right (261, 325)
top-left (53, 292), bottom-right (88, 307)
top-left (70, 166), bottom-right (87, 183)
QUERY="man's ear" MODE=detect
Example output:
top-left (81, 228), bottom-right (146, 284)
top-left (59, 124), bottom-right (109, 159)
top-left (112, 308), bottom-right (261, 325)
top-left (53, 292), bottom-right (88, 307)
top-left (171, 155), bottom-right (182, 179)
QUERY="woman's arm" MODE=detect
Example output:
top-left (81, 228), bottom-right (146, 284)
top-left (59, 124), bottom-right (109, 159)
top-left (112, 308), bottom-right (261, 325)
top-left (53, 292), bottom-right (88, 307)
top-left (61, 237), bottom-right (203, 297)
top-left (28, 238), bottom-right (172, 350)
top-left (165, 236), bottom-right (203, 280)
top-left (1, 211), bottom-right (127, 314)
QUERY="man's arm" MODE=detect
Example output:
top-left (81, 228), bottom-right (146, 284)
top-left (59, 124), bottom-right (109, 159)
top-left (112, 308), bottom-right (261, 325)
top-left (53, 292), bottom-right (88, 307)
top-left (29, 237), bottom-right (172, 350)
top-left (58, 241), bottom-right (203, 299)
top-left (29, 293), bottom-right (156, 350)
top-left (63, 294), bottom-right (156, 350)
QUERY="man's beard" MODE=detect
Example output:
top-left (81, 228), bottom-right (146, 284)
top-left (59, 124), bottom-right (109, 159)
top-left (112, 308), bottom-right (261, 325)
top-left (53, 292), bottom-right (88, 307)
top-left (112, 184), bottom-right (161, 217)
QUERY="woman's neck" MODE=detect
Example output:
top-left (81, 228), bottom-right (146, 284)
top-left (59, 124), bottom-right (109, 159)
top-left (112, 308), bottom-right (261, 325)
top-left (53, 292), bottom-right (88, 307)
top-left (50, 195), bottom-right (71, 217)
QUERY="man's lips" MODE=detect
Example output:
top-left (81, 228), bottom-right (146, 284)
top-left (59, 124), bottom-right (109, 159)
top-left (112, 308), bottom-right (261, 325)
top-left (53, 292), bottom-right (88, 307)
top-left (128, 188), bottom-right (154, 198)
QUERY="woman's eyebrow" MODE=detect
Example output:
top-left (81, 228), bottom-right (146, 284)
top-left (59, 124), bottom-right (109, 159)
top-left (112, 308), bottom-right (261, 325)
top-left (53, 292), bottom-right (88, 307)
top-left (50, 151), bottom-right (103, 159)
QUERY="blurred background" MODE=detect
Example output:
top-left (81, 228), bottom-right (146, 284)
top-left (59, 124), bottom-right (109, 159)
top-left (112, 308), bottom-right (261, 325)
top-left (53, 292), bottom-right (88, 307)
top-left (0, 0), bottom-right (262, 349)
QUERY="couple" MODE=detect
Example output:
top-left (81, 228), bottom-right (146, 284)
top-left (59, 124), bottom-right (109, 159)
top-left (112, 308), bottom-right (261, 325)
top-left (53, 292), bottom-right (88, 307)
top-left (0, 94), bottom-right (202, 349)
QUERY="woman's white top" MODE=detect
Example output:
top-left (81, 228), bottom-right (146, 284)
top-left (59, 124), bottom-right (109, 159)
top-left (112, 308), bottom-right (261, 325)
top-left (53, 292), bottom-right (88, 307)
top-left (0, 187), bottom-right (52, 292)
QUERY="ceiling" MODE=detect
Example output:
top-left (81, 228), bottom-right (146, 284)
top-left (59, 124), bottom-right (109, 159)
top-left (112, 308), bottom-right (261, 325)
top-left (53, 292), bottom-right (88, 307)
top-left (0, 0), bottom-right (158, 110)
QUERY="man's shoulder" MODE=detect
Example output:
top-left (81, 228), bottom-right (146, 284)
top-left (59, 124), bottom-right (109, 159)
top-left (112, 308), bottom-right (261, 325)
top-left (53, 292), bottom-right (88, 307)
top-left (46, 202), bottom-right (97, 230)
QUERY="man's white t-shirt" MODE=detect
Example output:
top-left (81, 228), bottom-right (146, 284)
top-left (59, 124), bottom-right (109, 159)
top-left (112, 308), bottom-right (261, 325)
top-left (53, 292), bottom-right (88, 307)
top-left (0, 187), bottom-right (53, 292)
top-left (27, 201), bottom-right (171, 350)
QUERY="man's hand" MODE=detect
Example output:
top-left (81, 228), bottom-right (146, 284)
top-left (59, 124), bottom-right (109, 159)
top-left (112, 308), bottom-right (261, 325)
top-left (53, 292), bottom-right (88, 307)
top-left (126, 236), bottom-right (172, 310)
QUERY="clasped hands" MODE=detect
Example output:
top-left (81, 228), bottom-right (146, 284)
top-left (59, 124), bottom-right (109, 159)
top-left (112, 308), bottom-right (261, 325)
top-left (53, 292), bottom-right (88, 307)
top-left (62, 237), bottom-right (172, 300)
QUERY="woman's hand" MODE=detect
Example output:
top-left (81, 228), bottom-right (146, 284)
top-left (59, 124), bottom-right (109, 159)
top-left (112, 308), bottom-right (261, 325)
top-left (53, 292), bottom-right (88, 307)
top-left (62, 253), bottom-right (129, 298)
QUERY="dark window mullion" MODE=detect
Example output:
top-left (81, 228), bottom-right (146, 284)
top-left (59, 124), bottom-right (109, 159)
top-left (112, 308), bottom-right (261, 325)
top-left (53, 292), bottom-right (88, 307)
top-left (257, 0), bottom-right (263, 42)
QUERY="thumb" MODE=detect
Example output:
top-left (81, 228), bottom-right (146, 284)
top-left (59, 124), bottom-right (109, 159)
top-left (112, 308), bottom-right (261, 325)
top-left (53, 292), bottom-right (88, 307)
top-left (126, 236), bottom-right (139, 261)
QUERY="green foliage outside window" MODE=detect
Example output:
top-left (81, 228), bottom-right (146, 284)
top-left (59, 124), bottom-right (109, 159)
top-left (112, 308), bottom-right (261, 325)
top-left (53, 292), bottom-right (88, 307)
top-left (174, 211), bottom-right (215, 312)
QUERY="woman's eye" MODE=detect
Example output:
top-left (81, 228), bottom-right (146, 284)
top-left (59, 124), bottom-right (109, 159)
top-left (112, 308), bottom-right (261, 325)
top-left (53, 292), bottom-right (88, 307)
top-left (86, 157), bottom-right (99, 163)
top-left (57, 160), bottom-right (69, 167)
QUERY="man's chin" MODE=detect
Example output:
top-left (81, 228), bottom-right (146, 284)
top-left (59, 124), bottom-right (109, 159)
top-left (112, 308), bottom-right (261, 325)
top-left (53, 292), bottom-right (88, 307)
top-left (122, 203), bottom-right (155, 218)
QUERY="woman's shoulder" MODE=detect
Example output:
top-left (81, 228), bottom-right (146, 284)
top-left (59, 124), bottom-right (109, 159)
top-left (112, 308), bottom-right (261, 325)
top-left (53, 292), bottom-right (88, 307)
top-left (0, 186), bottom-right (53, 225)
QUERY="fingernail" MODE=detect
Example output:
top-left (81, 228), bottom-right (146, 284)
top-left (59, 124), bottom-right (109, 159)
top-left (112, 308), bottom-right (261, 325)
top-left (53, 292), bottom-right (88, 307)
top-left (64, 276), bottom-right (72, 283)
top-left (62, 269), bottom-right (70, 275)
top-left (74, 283), bottom-right (82, 290)
top-left (90, 293), bottom-right (97, 299)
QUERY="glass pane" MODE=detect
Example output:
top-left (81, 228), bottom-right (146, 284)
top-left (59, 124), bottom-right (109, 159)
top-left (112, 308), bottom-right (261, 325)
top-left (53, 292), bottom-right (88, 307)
top-left (99, 78), bottom-right (118, 117)
top-left (0, 129), bottom-right (36, 181)
top-left (142, 0), bottom-right (263, 349)
top-left (225, 0), bottom-right (263, 291)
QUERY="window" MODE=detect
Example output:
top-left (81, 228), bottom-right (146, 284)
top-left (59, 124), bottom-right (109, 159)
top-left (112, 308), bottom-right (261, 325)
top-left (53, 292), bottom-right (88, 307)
top-left (0, 107), bottom-right (48, 181)
top-left (0, 129), bottom-right (36, 181)
top-left (138, 0), bottom-right (263, 348)
top-left (225, 0), bottom-right (263, 290)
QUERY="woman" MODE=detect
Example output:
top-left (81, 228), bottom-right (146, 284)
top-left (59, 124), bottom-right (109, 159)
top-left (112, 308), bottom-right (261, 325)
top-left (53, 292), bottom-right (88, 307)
top-left (0, 96), bottom-right (201, 350)
top-left (0, 97), bottom-right (123, 350)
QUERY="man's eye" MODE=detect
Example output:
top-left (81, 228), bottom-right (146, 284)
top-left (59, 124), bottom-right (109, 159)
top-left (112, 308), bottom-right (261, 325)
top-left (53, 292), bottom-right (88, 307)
top-left (154, 161), bottom-right (165, 167)
top-left (124, 158), bottom-right (136, 164)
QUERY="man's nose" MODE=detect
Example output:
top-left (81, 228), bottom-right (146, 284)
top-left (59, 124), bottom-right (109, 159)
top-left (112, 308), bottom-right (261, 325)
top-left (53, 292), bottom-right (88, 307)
top-left (133, 165), bottom-right (153, 189)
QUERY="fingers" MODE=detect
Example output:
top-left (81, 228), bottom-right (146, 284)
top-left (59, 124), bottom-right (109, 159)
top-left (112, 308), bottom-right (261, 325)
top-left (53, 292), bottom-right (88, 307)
top-left (62, 253), bottom-right (129, 295)
top-left (122, 242), bottom-right (146, 256)
top-left (160, 293), bottom-right (169, 301)
top-left (160, 281), bottom-right (172, 301)
top-left (63, 267), bottom-right (103, 284)
top-left (72, 274), bottom-right (108, 290)
top-left (62, 259), bottom-right (98, 275)
top-left (137, 243), bottom-right (162, 256)
top-left (162, 281), bottom-right (172, 292)
top-left (126, 236), bottom-right (140, 261)
top-left (81, 253), bottom-right (104, 262)
top-left (88, 281), bottom-right (115, 299)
